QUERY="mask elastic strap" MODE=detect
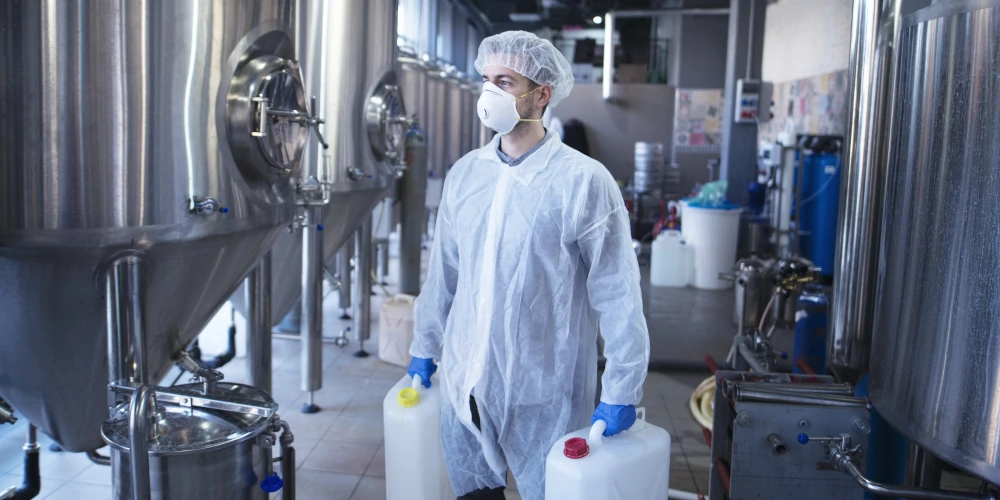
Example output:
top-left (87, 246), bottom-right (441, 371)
top-left (518, 118), bottom-right (542, 123)
top-left (513, 86), bottom-right (543, 100)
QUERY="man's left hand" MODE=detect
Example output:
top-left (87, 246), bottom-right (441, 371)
top-left (591, 403), bottom-right (637, 437)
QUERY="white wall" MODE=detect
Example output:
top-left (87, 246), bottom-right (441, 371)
top-left (761, 0), bottom-right (852, 83)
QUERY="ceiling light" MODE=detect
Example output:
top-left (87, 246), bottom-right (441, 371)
top-left (593, 16), bottom-right (603, 24)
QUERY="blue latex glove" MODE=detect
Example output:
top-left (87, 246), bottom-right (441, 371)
top-left (591, 403), bottom-right (637, 437)
top-left (407, 357), bottom-right (437, 388)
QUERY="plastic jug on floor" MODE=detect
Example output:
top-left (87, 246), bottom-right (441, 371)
top-left (383, 373), bottom-right (455, 500)
top-left (544, 408), bottom-right (671, 499)
top-left (650, 230), bottom-right (691, 287)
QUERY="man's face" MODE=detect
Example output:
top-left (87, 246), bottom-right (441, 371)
top-left (481, 64), bottom-right (550, 121)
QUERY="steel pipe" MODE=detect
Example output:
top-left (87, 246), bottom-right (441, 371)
top-left (767, 433), bottom-right (788, 456)
top-left (128, 385), bottom-right (156, 500)
top-left (246, 252), bottom-right (273, 394)
top-left (828, 445), bottom-right (994, 500)
top-left (278, 419), bottom-right (295, 500)
top-left (735, 382), bottom-right (855, 396)
top-left (106, 254), bottom-right (148, 386)
top-left (300, 208), bottom-right (324, 411)
top-left (735, 387), bottom-right (870, 409)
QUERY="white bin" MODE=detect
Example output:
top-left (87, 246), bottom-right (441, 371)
top-left (383, 374), bottom-right (455, 500)
top-left (545, 408), bottom-right (671, 500)
top-left (681, 202), bottom-right (742, 290)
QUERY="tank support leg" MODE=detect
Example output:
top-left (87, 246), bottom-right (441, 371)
top-left (246, 252), bottom-right (273, 394)
top-left (301, 208), bottom-right (324, 413)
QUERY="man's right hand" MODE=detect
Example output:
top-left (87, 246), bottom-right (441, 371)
top-left (407, 357), bottom-right (437, 388)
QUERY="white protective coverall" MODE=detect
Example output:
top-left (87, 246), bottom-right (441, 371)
top-left (411, 130), bottom-right (650, 499)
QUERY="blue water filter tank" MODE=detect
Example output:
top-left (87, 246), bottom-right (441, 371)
top-left (793, 285), bottom-right (828, 374)
top-left (805, 153), bottom-right (841, 276)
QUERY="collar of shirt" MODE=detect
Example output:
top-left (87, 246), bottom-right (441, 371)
top-left (495, 129), bottom-right (553, 166)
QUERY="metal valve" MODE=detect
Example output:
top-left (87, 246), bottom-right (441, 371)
top-left (0, 399), bottom-right (15, 425)
top-left (797, 433), bottom-right (863, 457)
top-left (190, 197), bottom-right (227, 216)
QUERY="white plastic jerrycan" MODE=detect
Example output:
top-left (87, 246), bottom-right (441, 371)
top-left (650, 229), bottom-right (693, 288)
top-left (383, 373), bottom-right (455, 500)
top-left (545, 408), bottom-right (671, 499)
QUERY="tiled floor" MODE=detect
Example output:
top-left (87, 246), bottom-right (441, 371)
top-left (0, 253), bottom-right (982, 498)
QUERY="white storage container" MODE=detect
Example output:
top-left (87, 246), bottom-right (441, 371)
top-left (378, 294), bottom-right (416, 368)
top-left (649, 230), bottom-right (691, 287)
top-left (545, 409), bottom-right (671, 500)
top-left (681, 203), bottom-right (742, 290)
top-left (384, 374), bottom-right (455, 500)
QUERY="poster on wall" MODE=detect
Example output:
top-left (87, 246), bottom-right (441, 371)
top-left (674, 89), bottom-right (724, 154)
top-left (758, 69), bottom-right (849, 143)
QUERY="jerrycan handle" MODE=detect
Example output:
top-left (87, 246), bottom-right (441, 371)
top-left (587, 407), bottom-right (647, 453)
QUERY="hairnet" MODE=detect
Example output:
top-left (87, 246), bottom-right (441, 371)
top-left (474, 31), bottom-right (575, 108)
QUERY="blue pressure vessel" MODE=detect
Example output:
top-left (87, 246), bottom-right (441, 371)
top-left (793, 285), bottom-right (828, 374)
top-left (806, 153), bottom-right (841, 276)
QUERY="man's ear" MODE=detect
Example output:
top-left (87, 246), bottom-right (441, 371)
top-left (537, 84), bottom-right (553, 109)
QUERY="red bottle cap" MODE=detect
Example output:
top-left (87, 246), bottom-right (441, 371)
top-left (563, 437), bottom-right (590, 459)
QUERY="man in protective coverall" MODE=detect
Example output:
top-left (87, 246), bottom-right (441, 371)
top-left (408, 30), bottom-right (650, 500)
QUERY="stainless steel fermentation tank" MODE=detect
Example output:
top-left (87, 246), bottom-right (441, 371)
top-left (870, 0), bottom-right (1000, 485)
top-left (0, 0), bottom-right (309, 453)
top-left (426, 63), bottom-right (451, 177)
top-left (230, 0), bottom-right (406, 328)
top-left (443, 68), bottom-right (476, 170)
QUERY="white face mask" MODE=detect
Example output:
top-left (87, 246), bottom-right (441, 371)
top-left (476, 81), bottom-right (543, 135)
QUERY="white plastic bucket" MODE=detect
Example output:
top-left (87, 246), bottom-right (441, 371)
top-left (649, 230), bottom-right (692, 287)
top-left (544, 408), bottom-right (671, 500)
top-left (383, 374), bottom-right (455, 500)
top-left (681, 204), bottom-right (742, 290)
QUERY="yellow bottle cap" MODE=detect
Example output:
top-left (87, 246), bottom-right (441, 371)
top-left (397, 387), bottom-right (420, 408)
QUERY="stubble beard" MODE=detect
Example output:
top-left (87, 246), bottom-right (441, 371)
top-left (505, 99), bottom-right (541, 140)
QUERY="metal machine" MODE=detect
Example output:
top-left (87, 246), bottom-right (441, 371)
top-left (228, 0), bottom-right (408, 408)
top-left (0, 0), bottom-right (307, 452)
top-left (1, 1), bottom-right (312, 498)
top-left (103, 368), bottom-right (295, 500)
top-left (709, 372), bottom-right (869, 500)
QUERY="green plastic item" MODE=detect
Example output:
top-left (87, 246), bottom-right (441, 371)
top-left (688, 180), bottom-right (729, 207)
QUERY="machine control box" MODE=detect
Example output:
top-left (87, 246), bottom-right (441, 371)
top-left (734, 79), bottom-right (773, 124)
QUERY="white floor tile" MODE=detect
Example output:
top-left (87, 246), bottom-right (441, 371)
top-left (45, 481), bottom-right (113, 500)
top-left (301, 440), bottom-right (379, 476)
top-left (350, 475), bottom-right (387, 500)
